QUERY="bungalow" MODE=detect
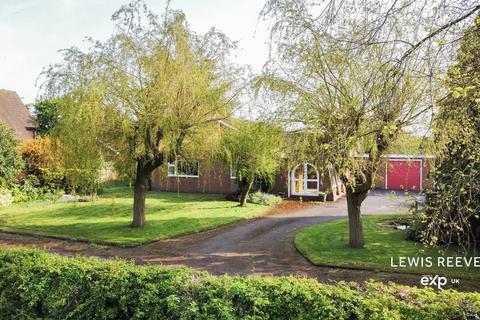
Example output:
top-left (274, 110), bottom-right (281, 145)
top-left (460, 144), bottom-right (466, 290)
top-left (0, 89), bottom-right (36, 141)
top-left (152, 154), bottom-right (434, 202)
top-left (150, 121), bottom-right (433, 201)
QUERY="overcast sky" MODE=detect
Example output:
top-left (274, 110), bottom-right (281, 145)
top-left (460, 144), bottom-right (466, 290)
top-left (0, 0), bottom-right (270, 104)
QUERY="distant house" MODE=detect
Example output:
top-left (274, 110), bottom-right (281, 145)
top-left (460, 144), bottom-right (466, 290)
top-left (0, 89), bottom-right (36, 141)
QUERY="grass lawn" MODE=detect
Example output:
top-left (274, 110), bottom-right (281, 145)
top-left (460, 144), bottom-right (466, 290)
top-left (0, 183), bottom-right (272, 246)
top-left (294, 214), bottom-right (479, 280)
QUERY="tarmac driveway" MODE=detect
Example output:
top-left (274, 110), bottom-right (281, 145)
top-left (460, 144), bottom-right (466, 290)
top-left (134, 190), bottom-right (419, 280)
top-left (0, 190), bottom-right (434, 287)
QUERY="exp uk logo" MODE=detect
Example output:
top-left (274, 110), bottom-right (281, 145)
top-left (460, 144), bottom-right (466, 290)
top-left (420, 275), bottom-right (460, 289)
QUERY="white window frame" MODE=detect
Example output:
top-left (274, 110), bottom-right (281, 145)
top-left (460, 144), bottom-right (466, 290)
top-left (167, 163), bottom-right (176, 176)
top-left (167, 161), bottom-right (200, 178)
top-left (290, 163), bottom-right (320, 196)
top-left (230, 166), bottom-right (237, 179)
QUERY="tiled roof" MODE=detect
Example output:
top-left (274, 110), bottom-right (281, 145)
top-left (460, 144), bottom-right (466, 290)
top-left (0, 89), bottom-right (35, 141)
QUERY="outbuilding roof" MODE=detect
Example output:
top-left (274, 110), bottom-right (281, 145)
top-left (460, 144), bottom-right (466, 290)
top-left (358, 153), bottom-right (435, 159)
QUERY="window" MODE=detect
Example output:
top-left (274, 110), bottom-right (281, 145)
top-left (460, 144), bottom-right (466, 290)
top-left (167, 163), bottom-right (176, 176)
top-left (230, 166), bottom-right (237, 179)
top-left (167, 161), bottom-right (199, 177)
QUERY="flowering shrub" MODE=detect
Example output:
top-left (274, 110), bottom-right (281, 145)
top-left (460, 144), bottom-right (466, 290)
top-left (19, 137), bottom-right (66, 190)
top-left (0, 188), bottom-right (13, 207)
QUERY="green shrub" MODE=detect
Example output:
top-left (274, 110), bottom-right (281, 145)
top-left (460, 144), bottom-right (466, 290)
top-left (0, 123), bottom-right (23, 187)
top-left (10, 175), bottom-right (64, 203)
top-left (248, 191), bottom-right (283, 206)
top-left (0, 248), bottom-right (479, 320)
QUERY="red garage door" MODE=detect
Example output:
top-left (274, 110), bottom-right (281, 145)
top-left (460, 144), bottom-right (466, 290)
top-left (386, 160), bottom-right (421, 191)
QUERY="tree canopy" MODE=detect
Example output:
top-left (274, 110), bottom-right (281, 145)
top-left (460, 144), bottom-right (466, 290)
top-left (30, 99), bottom-right (59, 136)
top-left (386, 132), bottom-right (433, 155)
top-left (257, 0), bottom-right (479, 247)
top-left (42, 1), bottom-right (239, 226)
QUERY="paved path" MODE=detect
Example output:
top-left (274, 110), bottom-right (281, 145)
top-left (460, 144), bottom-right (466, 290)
top-left (0, 190), bottom-right (439, 288)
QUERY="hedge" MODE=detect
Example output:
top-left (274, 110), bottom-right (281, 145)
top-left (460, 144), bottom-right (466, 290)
top-left (0, 249), bottom-right (479, 319)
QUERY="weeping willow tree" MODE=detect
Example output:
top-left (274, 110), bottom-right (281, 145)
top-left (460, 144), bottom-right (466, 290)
top-left (42, 1), bottom-right (239, 227)
top-left (222, 121), bottom-right (283, 206)
top-left (258, 36), bottom-right (423, 248)
top-left (423, 16), bottom-right (480, 252)
top-left (258, 0), bottom-right (479, 248)
top-left (51, 88), bottom-right (105, 194)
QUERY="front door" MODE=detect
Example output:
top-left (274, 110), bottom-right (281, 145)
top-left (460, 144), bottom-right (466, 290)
top-left (291, 163), bottom-right (319, 196)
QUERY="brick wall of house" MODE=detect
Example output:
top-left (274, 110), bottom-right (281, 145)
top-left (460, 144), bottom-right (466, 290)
top-left (151, 161), bottom-right (237, 194)
top-left (374, 158), bottom-right (388, 189)
top-left (271, 170), bottom-right (288, 195)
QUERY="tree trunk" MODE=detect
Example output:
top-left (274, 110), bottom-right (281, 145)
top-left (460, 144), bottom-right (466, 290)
top-left (346, 186), bottom-right (369, 248)
top-left (239, 180), bottom-right (254, 207)
top-left (342, 133), bottom-right (389, 248)
top-left (132, 161), bottom-right (150, 228)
